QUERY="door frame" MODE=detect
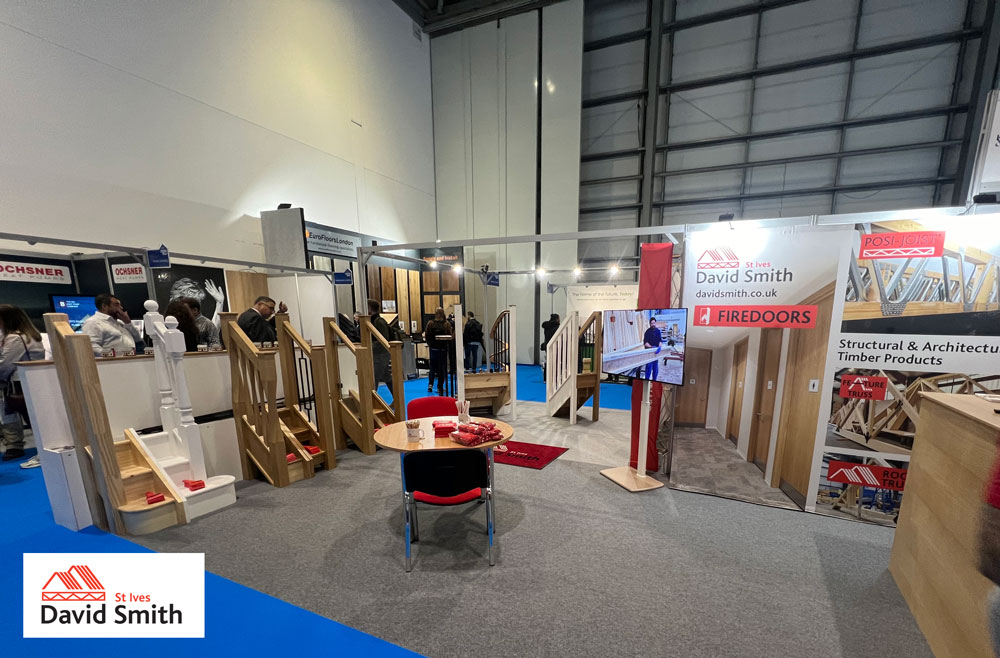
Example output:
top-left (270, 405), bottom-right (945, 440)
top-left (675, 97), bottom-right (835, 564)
top-left (748, 328), bottom-right (783, 470)
top-left (725, 336), bottom-right (749, 446)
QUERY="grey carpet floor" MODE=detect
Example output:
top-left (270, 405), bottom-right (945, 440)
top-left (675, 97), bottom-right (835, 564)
top-left (669, 427), bottom-right (800, 510)
top-left (135, 450), bottom-right (931, 658)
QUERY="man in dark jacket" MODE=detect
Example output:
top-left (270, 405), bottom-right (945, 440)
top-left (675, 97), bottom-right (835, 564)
top-left (368, 299), bottom-right (395, 400)
top-left (237, 296), bottom-right (285, 344)
top-left (463, 312), bottom-right (484, 372)
top-left (541, 314), bottom-right (560, 379)
top-left (642, 317), bottom-right (662, 381)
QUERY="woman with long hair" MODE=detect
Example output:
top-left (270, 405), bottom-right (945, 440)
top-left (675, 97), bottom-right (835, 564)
top-left (164, 300), bottom-right (200, 353)
top-left (0, 305), bottom-right (45, 462)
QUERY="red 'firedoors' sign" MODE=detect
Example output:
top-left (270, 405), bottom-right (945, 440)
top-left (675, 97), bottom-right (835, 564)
top-left (827, 460), bottom-right (907, 491)
top-left (693, 305), bottom-right (817, 328)
top-left (858, 231), bottom-right (945, 259)
top-left (838, 375), bottom-right (889, 400)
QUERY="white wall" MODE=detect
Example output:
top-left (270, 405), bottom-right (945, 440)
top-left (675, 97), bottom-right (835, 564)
top-left (431, 0), bottom-right (584, 362)
top-left (0, 0), bottom-right (435, 261)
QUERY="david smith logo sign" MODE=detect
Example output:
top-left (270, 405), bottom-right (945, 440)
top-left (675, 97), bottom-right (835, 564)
top-left (827, 461), bottom-right (907, 491)
top-left (23, 553), bottom-right (204, 638)
top-left (697, 247), bottom-right (740, 270)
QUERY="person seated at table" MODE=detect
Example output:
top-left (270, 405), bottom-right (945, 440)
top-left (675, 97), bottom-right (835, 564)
top-left (81, 294), bottom-right (144, 356)
top-left (180, 297), bottom-right (220, 349)
top-left (164, 300), bottom-right (200, 352)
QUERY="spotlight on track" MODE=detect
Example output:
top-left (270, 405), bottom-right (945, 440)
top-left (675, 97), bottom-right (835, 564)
top-left (573, 267), bottom-right (582, 277)
top-left (609, 264), bottom-right (620, 276)
top-left (429, 260), bottom-right (438, 269)
top-left (452, 264), bottom-right (463, 273)
top-left (536, 268), bottom-right (546, 277)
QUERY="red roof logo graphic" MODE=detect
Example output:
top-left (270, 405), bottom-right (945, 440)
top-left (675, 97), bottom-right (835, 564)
top-left (828, 464), bottom-right (880, 487)
top-left (697, 247), bottom-right (739, 269)
top-left (42, 565), bottom-right (105, 602)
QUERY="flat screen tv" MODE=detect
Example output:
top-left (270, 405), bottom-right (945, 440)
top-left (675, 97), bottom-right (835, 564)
top-left (50, 295), bottom-right (97, 331)
top-left (601, 308), bottom-right (687, 386)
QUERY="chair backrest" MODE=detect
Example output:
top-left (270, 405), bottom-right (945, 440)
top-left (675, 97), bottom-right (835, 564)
top-left (403, 450), bottom-right (488, 496)
top-left (407, 395), bottom-right (457, 419)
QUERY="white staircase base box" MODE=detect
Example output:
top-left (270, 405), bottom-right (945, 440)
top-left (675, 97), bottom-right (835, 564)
top-left (135, 430), bottom-right (237, 522)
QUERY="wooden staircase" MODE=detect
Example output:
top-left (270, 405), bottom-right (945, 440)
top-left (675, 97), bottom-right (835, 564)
top-left (455, 304), bottom-right (516, 418)
top-left (276, 314), bottom-right (336, 472)
top-left (547, 311), bottom-right (602, 422)
top-left (224, 319), bottom-right (323, 487)
top-left (323, 315), bottom-right (404, 454)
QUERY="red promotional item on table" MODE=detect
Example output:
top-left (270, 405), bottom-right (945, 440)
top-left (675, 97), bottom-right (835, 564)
top-left (145, 491), bottom-right (165, 504)
top-left (433, 420), bottom-right (458, 438)
top-left (183, 479), bottom-right (205, 492)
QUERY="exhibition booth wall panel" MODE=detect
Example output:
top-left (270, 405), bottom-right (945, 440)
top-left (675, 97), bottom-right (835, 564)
top-left (0, 0), bottom-right (434, 260)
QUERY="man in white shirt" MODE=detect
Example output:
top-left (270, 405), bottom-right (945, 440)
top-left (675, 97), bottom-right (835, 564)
top-left (81, 294), bottom-right (143, 356)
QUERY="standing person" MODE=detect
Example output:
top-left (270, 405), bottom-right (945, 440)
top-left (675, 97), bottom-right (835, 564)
top-left (180, 297), bottom-right (220, 349)
top-left (463, 312), bottom-right (484, 373)
top-left (642, 317), bottom-right (663, 381)
top-left (81, 294), bottom-right (144, 356)
top-left (0, 305), bottom-right (45, 463)
top-left (980, 445), bottom-right (1000, 656)
top-left (423, 307), bottom-right (451, 396)
top-left (367, 299), bottom-right (395, 401)
top-left (164, 300), bottom-right (201, 352)
top-left (236, 296), bottom-right (286, 344)
top-left (540, 314), bottom-right (560, 379)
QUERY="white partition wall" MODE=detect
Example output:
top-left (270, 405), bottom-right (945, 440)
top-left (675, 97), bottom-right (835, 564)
top-left (431, 2), bottom-right (584, 364)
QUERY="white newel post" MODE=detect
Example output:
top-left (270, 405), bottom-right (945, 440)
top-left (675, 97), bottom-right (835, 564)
top-left (144, 301), bottom-right (178, 433)
top-left (509, 305), bottom-right (517, 421)
top-left (570, 311), bottom-right (579, 426)
top-left (454, 304), bottom-right (465, 403)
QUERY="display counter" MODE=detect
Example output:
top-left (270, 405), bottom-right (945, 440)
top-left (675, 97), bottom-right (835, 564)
top-left (890, 392), bottom-right (1000, 658)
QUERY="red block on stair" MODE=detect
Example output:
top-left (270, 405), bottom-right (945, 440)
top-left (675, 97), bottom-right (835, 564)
top-left (183, 479), bottom-right (205, 491)
top-left (286, 452), bottom-right (297, 463)
top-left (145, 491), bottom-right (165, 504)
top-left (303, 445), bottom-right (321, 455)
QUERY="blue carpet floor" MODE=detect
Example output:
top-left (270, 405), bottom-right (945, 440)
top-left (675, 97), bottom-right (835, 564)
top-left (379, 364), bottom-right (633, 411)
top-left (0, 449), bottom-right (419, 657)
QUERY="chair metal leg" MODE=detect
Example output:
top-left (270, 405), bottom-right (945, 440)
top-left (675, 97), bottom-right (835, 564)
top-left (400, 453), bottom-right (412, 572)
top-left (411, 500), bottom-right (420, 542)
top-left (486, 487), bottom-right (495, 566)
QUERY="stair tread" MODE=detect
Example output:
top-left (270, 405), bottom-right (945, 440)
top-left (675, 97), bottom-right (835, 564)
top-left (120, 464), bottom-right (151, 479)
top-left (159, 456), bottom-right (189, 468)
top-left (119, 496), bottom-right (174, 512)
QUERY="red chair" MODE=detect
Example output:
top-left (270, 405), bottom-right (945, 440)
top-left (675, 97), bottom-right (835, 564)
top-left (406, 396), bottom-right (458, 420)
top-left (401, 395), bottom-right (494, 571)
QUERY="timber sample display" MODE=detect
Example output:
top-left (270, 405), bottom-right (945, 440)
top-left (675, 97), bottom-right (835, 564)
top-left (842, 221), bottom-right (1000, 334)
top-left (830, 370), bottom-right (1000, 454)
top-left (890, 393), bottom-right (999, 658)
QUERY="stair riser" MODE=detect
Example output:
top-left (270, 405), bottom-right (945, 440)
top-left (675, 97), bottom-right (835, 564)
top-left (184, 484), bottom-right (237, 520)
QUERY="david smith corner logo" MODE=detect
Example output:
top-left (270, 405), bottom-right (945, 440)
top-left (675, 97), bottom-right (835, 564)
top-left (24, 553), bottom-right (204, 638)
top-left (42, 565), bottom-right (105, 602)
top-left (697, 246), bottom-right (740, 269)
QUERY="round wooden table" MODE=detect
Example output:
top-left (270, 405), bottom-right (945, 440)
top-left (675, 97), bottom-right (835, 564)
top-left (374, 415), bottom-right (514, 452)
top-left (375, 416), bottom-right (514, 571)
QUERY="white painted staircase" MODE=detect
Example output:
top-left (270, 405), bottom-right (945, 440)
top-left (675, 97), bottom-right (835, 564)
top-left (133, 301), bottom-right (236, 522)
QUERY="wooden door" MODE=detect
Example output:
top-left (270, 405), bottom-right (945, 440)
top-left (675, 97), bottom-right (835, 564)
top-left (748, 328), bottom-right (783, 472)
top-left (772, 284), bottom-right (835, 506)
top-left (725, 337), bottom-right (749, 445)
top-left (675, 348), bottom-right (712, 426)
